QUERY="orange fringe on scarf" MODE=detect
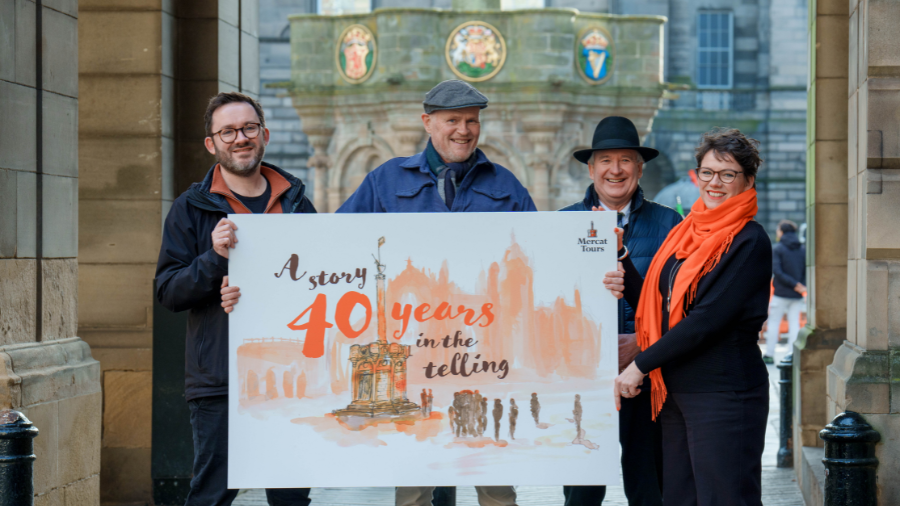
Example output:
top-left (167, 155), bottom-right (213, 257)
top-left (634, 188), bottom-right (758, 420)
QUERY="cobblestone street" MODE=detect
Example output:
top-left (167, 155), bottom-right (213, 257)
top-left (235, 342), bottom-right (804, 506)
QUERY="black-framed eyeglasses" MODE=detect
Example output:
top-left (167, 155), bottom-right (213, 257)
top-left (211, 123), bottom-right (261, 143)
top-left (695, 167), bottom-right (743, 184)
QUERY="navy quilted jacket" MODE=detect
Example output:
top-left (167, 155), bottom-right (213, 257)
top-left (560, 184), bottom-right (682, 333)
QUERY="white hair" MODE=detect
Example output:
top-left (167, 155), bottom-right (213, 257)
top-left (590, 149), bottom-right (644, 165)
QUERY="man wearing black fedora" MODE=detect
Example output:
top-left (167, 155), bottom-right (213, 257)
top-left (560, 116), bottom-right (682, 506)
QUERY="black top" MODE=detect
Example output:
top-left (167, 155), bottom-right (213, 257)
top-left (233, 179), bottom-right (271, 214)
top-left (622, 221), bottom-right (773, 393)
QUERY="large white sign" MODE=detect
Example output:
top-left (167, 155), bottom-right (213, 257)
top-left (227, 212), bottom-right (619, 488)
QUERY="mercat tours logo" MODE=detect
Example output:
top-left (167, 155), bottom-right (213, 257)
top-left (579, 221), bottom-right (608, 252)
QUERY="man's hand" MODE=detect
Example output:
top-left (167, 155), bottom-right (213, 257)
top-left (212, 218), bottom-right (238, 259)
top-left (614, 361), bottom-right (646, 411)
top-left (603, 262), bottom-right (625, 299)
top-left (221, 276), bottom-right (241, 314)
top-left (794, 282), bottom-right (807, 295)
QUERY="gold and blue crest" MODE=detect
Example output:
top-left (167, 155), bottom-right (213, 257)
top-left (576, 26), bottom-right (614, 85)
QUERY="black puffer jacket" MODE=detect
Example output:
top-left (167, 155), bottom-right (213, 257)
top-left (155, 162), bottom-right (316, 401)
top-left (772, 231), bottom-right (805, 299)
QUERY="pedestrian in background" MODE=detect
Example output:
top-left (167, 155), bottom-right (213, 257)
top-left (762, 220), bottom-right (806, 364)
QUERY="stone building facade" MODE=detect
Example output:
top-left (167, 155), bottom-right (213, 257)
top-left (262, 0), bottom-right (807, 233)
top-left (794, 0), bottom-right (900, 504)
top-left (287, 4), bottom-right (667, 212)
top-left (1, 0), bottom-right (102, 503)
top-left (1, 0), bottom-right (260, 504)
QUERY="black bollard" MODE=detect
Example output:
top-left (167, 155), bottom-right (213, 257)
top-left (819, 411), bottom-right (880, 506)
top-left (0, 410), bottom-right (40, 506)
top-left (776, 353), bottom-right (793, 467)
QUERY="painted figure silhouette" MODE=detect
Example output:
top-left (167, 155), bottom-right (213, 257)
top-left (479, 397), bottom-right (488, 436)
top-left (453, 392), bottom-right (463, 437)
top-left (573, 394), bottom-right (583, 436)
top-left (492, 399), bottom-right (503, 441)
top-left (530, 392), bottom-right (540, 425)
top-left (448, 405), bottom-right (457, 436)
top-left (473, 390), bottom-right (484, 436)
top-left (508, 398), bottom-right (519, 440)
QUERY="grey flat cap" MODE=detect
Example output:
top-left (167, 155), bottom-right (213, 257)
top-left (423, 80), bottom-right (489, 114)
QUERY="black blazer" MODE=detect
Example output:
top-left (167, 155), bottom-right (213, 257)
top-left (624, 221), bottom-right (772, 393)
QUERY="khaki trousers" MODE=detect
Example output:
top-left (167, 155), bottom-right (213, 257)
top-left (395, 487), bottom-right (517, 506)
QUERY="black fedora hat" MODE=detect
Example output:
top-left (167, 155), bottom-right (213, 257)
top-left (573, 116), bottom-right (659, 164)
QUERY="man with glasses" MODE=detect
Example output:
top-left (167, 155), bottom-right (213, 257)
top-left (560, 116), bottom-right (681, 506)
top-left (155, 92), bottom-right (315, 505)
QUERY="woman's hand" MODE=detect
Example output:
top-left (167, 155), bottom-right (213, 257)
top-left (603, 262), bottom-right (625, 299)
top-left (221, 276), bottom-right (241, 314)
top-left (614, 361), bottom-right (646, 410)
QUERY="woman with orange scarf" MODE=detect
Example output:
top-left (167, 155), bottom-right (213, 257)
top-left (603, 128), bottom-right (772, 506)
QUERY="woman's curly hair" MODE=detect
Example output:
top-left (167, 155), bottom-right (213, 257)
top-left (695, 127), bottom-right (763, 184)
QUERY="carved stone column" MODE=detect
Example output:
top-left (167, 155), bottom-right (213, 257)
top-left (297, 113), bottom-right (334, 213)
top-left (523, 122), bottom-right (561, 211)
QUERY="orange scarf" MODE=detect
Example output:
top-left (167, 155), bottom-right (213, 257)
top-left (635, 188), bottom-right (758, 420)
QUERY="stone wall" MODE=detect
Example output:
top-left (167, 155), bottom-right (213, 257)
top-left (0, 0), bottom-right (102, 503)
top-left (76, 1), bottom-right (260, 503)
top-left (825, 0), bottom-right (900, 503)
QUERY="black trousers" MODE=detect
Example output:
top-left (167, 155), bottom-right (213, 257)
top-left (660, 383), bottom-right (768, 506)
top-left (563, 390), bottom-right (663, 506)
top-left (185, 395), bottom-right (311, 506)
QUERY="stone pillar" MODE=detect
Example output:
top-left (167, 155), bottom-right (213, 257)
top-left (1, 0), bottom-right (102, 503)
top-left (77, 1), bottom-right (259, 503)
top-left (792, 0), bottom-right (848, 485)
top-left (300, 116), bottom-right (334, 212)
top-left (825, 0), bottom-right (900, 504)
top-left (523, 121), bottom-right (560, 211)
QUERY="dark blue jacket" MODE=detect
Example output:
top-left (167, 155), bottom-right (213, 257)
top-left (560, 184), bottom-right (682, 333)
top-left (155, 163), bottom-right (316, 401)
top-left (772, 231), bottom-right (805, 299)
top-left (337, 148), bottom-right (536, 213)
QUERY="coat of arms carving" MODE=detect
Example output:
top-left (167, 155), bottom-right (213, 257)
top-left (336, 24), bottom-right (377, 84)
top-left (445, 21), bottom-right (507, 83)
top-left (576, 26), bottom-right (614, 85)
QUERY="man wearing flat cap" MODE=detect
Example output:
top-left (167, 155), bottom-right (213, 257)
top-left (340, 80), bottom-right (532, 506)
top-left (560, 116), bottom-right (681, 506)
top-left (219, 80), bottom-right (527, 505)
top-left (337, 79), bottom-right (535, 214)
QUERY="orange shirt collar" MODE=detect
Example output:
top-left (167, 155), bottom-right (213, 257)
top-left (210, 164), bottom-right (290, 214)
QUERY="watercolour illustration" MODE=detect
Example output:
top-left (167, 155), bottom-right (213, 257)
top-left (227, 213), bottom-right (619, 489)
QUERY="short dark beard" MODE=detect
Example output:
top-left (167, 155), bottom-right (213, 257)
top-left (216, 140), bottom-right (265, 177)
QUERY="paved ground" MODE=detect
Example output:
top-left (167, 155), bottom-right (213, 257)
top-left (235, 341), bottom-right (804, 506)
